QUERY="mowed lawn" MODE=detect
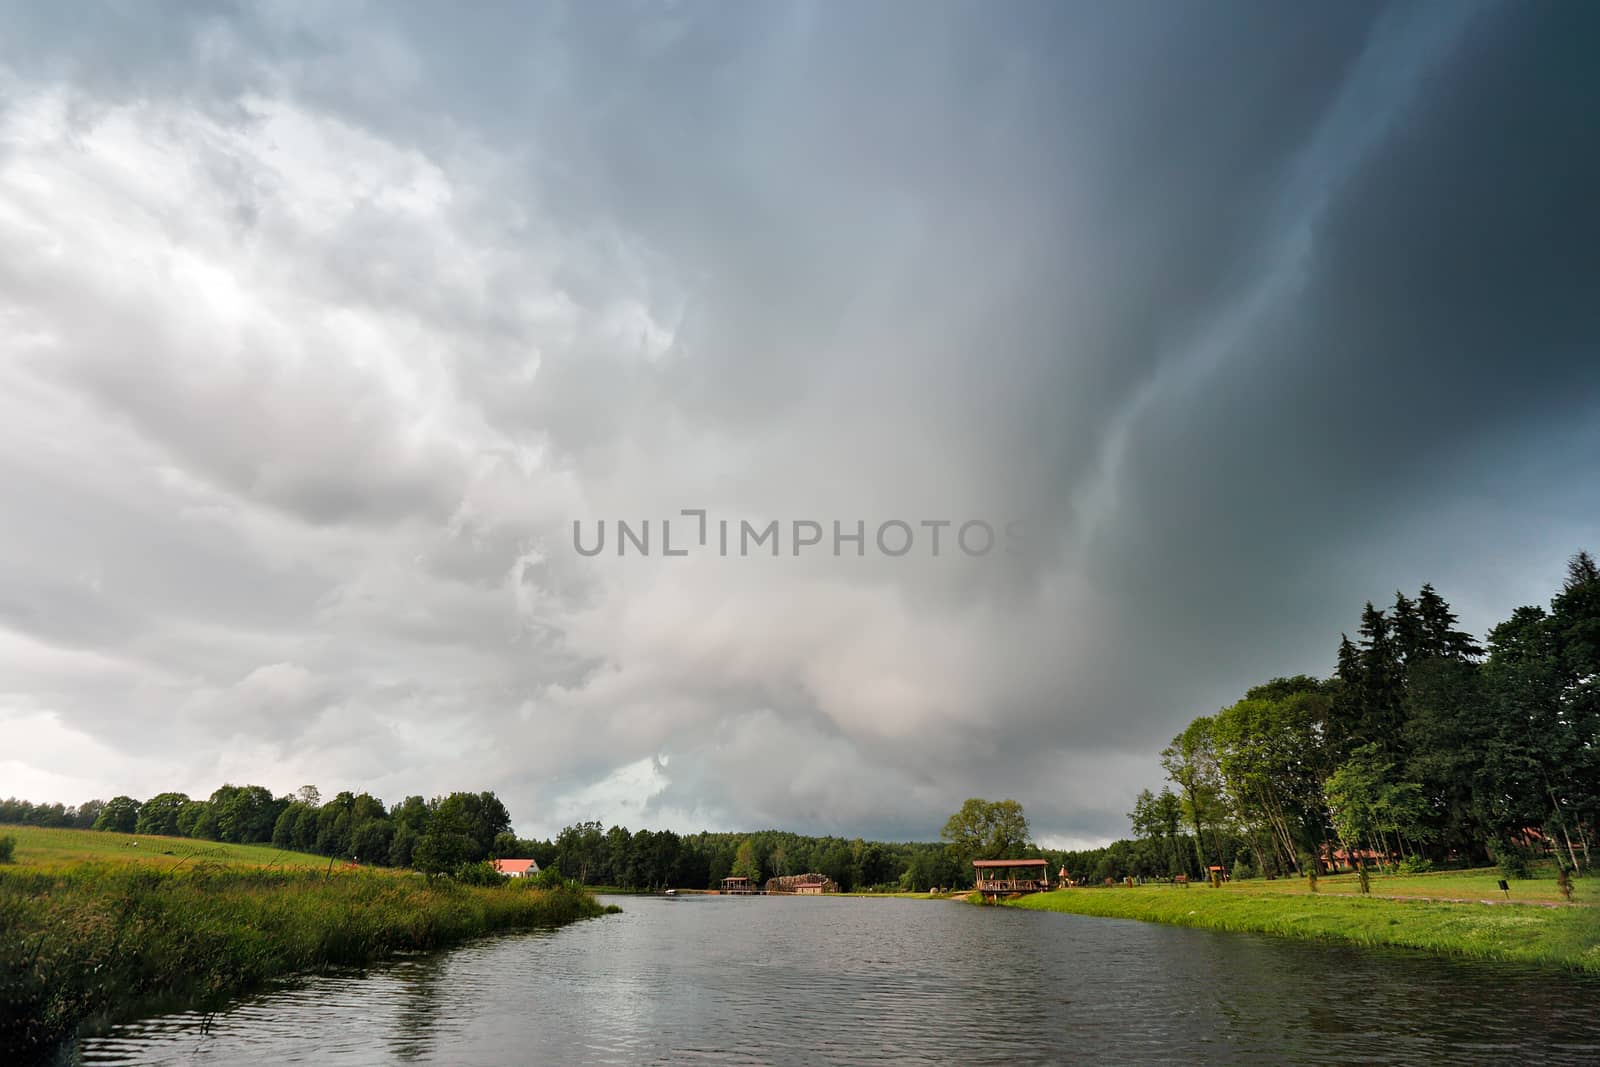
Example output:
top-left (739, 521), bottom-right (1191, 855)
top-left (1217, 865), bottom-right (1600, 906)
top-left (1012, 871), bottom-right (1600, 972)
top-left (0, 824), bottom-right (331, 871)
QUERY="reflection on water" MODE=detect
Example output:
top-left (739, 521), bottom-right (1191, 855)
top-left (67, 896), bottom-right (1600, 1065)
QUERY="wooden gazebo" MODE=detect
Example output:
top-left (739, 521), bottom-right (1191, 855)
top-left (973, 858), bottom-right (1050, 900)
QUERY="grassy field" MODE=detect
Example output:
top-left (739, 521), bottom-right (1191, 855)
top-left (1223, 865), bottom-right (1600, 905)
top-left (1006, 868), bottom-right (1600, 973)
top-left (0, 826), bottom-right (615, 1058)
top-left (0, 824), bottom-right (331, 871)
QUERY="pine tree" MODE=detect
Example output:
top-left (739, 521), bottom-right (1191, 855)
top-left (1565, 550), bottom-right (1600, 592)
top-left (1392, 592), bottom-right (1424, 665)
top-left (1417, 583), bottom-right (1482, 660)
top-left (1357, 603), bottom-right (1406, 756)
top-left (1328, 634), bottom-right (1365, 759)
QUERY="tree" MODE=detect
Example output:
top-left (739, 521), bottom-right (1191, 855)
top-left (1161, 718), bottom-right (1229, 873)
top-left (350, 818), bottom-right (393, 865)
top-left (389, 825), bottom-right (419, 868)
top-left (432, 792), bottom-right (513, 858)
top-left (731, 838), bottom-right (761, 883)
top-left (412, 830), bottom-right (477, 876)
top-left (554, 820), bottom-right (606, 882)
top-left (210, 784), bottom-right (282, 843)
top-left (135, 792), bottom-right (189, 837)
top-left (92, 795), bottom-right (141, 834)
top-left (176, 800), bottom-right (214, 838)
top-left (940, 798), bottom-right (1031, 875)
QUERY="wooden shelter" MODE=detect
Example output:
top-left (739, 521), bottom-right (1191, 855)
top-left (973, 858), bottom-right (1050, 899)
top-left (764, 873), bottom-right (838, 895)
top-left (720, 876), bottom-right (757, 895)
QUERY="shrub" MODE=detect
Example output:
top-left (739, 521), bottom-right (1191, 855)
top-left (453, 860), bottom-right (507, 886)
top-left (1495, 841), bottom-right (1532, 880)
top-left (1396, 856), bottom-right (1434, 875)
top-left (1231, 858), bottom-right (1255, 881)
top-left (0, 834), bottom-right (14, 863)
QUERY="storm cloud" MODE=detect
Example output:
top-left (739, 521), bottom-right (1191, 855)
top-left (2, 1), bottom-right (1596, 846)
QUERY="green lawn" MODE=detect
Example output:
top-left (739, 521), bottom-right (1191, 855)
top-left (1008, 873), bottom-right (1600, 973)
top-left (1224, 865), bottom-right (1600, 905)
top-left (0, 824), bottom-right (331, 871)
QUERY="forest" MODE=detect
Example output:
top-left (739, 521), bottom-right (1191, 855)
top-left (1064, 552), bottom-right (1599, 884)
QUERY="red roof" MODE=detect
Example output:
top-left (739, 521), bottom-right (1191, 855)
top-left (493, 858), bottom-right (539, 874)
top-left (972, 858), bottom-right (1049, 868)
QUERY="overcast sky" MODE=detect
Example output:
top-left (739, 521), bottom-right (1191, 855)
top-left (1, 2), bottom-right (1596, 846)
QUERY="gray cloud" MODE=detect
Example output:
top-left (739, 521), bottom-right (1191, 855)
top-left (1, 1), bottom-right (1596, 845)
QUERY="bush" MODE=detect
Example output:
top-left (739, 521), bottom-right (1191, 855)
top-left (1231, 858), bottom-right (1255, 881)
top-left (1495, 841), bottom-right (1532, 880)
top-left (0, 835), bottom-right (14, 863)
top-left (453, 860), bottom-right (507, 886)
top-left (533, 865), bottom-right (568, 890)
top-left (1396, 856), bottom-right (1433, 875)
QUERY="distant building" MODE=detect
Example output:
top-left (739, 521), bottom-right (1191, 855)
top-left (764, 873), bottom-right (838, 894)
top-left (494, 858), bottom-right (541, 878)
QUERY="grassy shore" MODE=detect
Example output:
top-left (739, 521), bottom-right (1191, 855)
top-left (1005, 869), bottom-right (1600, 973)
top-left (0, 827), bottom-right (613, 1058)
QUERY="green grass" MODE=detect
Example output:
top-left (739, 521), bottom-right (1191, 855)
top-left (0, 829), bottom-right (616, 1058)
top-left (1227, 865), bottom-right (1600, 906)
top-left (1007, 876), bottom-right (1600, 973)
top-left (0, 824), bottom-right (331, 872)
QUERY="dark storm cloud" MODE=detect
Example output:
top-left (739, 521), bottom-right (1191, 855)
top-left (1, 1), bottom-right (1595, 844)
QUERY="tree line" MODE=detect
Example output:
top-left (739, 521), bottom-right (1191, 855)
top-left (0, 785), bottom-right (518, 879)
top-left (1072, 552), bottom-right (1599, 883)
top-left (1, 789), bottom-right (1043, 891)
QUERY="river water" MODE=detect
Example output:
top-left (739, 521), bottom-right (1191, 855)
top-left (66, 895), bottom-right (1600, 1065)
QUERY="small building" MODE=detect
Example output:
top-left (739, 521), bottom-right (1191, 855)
top-left (494, 858), bottom-right (541, 878)
top-left (973, 858), bottom-right (1050, 899)
top-left (721, 876), bottom-right (757, 894)
top-left (764, 873), bottom-right (838, 895)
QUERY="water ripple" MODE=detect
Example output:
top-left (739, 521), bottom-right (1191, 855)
top-left (67, 895), bottom-right (1600, 1066)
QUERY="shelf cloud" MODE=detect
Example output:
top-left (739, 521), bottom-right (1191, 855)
top-left (2, 2), bottom-right (1596, 845)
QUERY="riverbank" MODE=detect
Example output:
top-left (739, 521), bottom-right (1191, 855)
top-left (1005, 878), bottom-right (1600, 973)
top-left (0, 840), bottom-right (613, 1057)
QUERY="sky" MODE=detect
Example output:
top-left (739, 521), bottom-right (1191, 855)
top-left (1, 1), bottom-right (1597, 848)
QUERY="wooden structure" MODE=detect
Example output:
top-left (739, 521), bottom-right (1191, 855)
top-left (720, 876), bottom-right (757, 895)
top-left (764, 873), bottom-right (838, 895)
top-left (973, 858), bottom-right (1050, 899)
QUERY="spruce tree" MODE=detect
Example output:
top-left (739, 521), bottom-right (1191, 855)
top-left (1417, 583), bottom-right (1482, 660)
top-left (1357, 603), bottom-right (1406, 756)
top-left (1392, 591), bottom-right (1425, 665)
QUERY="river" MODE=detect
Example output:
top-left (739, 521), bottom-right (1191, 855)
top-left (65, 894), bottom-right (1600, 1065)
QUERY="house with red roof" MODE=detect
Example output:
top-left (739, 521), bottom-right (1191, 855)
top-left (493, 858), bottom-right (541, 878)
